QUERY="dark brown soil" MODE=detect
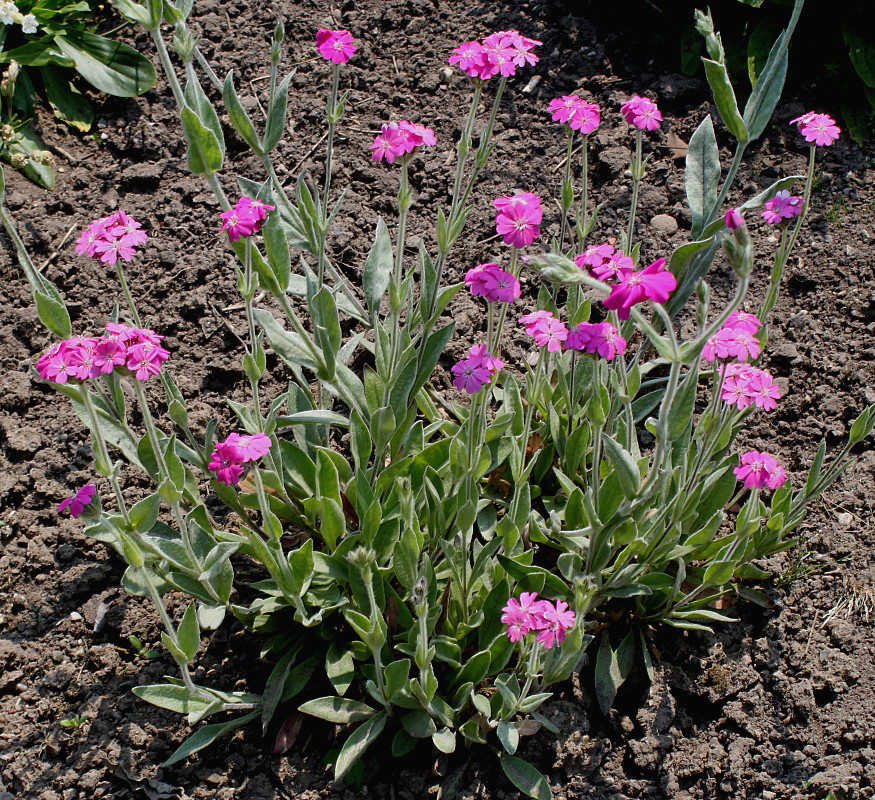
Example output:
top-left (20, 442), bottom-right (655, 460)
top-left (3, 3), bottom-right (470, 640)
top-left (2, 2), bottom-right (874, 799)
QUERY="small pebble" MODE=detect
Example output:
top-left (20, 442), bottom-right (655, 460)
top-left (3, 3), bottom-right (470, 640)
top-left (650, 214), bottom-right (678, 235)
top-left (69, 611), bottom-right (83, 621)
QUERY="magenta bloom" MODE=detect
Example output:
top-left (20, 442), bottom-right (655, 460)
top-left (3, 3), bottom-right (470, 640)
top-left (719, 364), bottom-right (781, 411)
top-left (448, 30), bottom-right (539, 80)
top-left (576, 244), bottom-right (634, 283)
top-left (220, 196), bottom-right (274, 242)
top-left (519, 310), bottom-right (568, 352)
top-left (451, 344), bottom-right (503, 394)
top-left (724, 208), bottom-right (744, 230)
top-left (75, 211), bottom-right (148, 263)
top-left (734, 450), bottom-right (787, 490)
top-left (500, 592), bottom-right (542, 643)
top-left (371, 121), bottom-right (435, 163)
top-left (58, 484), bottom-right (96, 518)
top-left (602, 257), bottom-right (677, 320)
top-left (565, 321), bottom-right (626, 361)
top-left (790, 111), bottom-right (841, 147)
top-left (225, 432), bottom-right (272, 462)
top-left (761, 190), bottom-right (804, 224)
top-left (726, 309), bottom-right (762, 334)
top-left (495, 195), bottom-right (542, 249)
top-left (465, 262), bottom-right (521, 303)
top-left (621, 95), bottom-right (662, 131)
top-left (209, 431), bottom-right (272, 485)
top-left (548, 96), bottom-right (601, 134)
top-left (315, 28), bottom-right (356, 64)
top-left (535, 599), bottom-right (576, 649)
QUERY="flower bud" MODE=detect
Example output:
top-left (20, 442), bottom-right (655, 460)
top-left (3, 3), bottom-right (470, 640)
top-left (722, 224), bottom-right (753, 280)
top-left (724, 208), bottom-right (744, 230)
top-left (1, 123), bottom-right (14, 141)
top-left (172, 25), bottom-right (197, 63)
top-left (1, 61), bottom-right (19, 98)
top-left (31, 149), bottom-right (55, 166)
top-left (9, 152), bottom-right (28, 169)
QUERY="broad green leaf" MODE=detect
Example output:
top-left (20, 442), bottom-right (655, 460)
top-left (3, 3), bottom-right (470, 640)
top-left (845, 27), bottom-right (875, 88)
top-left (223, 70), bottom-right (262, 153)
top-left (176, 601), bottom-right (200, 662)
top-left (401, 709), bottom-right (436, 738)
top-left (363, 218), bottom-right (393, 319)
top-left (40, 66), bottom-right (93, 131)
top-left (432, 727), bottom-right (456, 754)
top-left (34, 289), bottom-right (71, 339)
top-left (326, 644), bottom-right (356, 696)
top-left (668, 367), bottom-right (699, 441)
top-left (601, 435), bottom-right (640, 499)
top-left (162, 710), bottom-right (259, 767)
top-left (497, 721), bottom-right (519, 755)
top-left (701, 59), bottom-right (747, 142)
top-left (180, 106), bottom-right (223, 175)
top-left (263, 70), bottom-right (294, 153)
top-left (685, 115), bottom-right (720, 237)
top-left (53, 30), bottom-right (156, 97)
top-left (298, 696), bottom-right (375, 724)
top-left (334, 710), bottom-right (387, 781)
top-left (129, 492), bottom-right (161, 533)
top-left (500, 755), bottom-right (552, 800)
top-left (132, 684), bottom-right (215, 715)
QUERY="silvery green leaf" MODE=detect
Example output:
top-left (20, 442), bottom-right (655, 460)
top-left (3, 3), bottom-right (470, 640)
top-left (686, 115), bottom-right (721, 237)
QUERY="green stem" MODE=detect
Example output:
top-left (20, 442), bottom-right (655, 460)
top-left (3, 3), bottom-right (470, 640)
top-left (626, 129), bottom-right (643, 248)
top-left (708, 141), bottom-right (748, 222)
top-left (81, 388), bottom-right (130, 526)
top-left (114, 262), bottom-right (142, 327)
top-left (576, 134), bottom-right (591, 243)
top-left (559, 129), bottom-right (574, 251)
top-left (149, 26), bottom-right (186, 110)
top-left (491, 249), bottom-right (519, 361)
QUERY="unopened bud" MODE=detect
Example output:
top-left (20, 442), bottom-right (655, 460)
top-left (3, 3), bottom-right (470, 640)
top-left (724, 207), bottom-right (744, 230)
top-left (9, 152), bottom-right (28, 168)
top-left (172, 25), bottom-right (196, 63)
top-left (722, 225), bottom-right (753, 280)
top-left (1, 123), bottom-right (14, 141)
top-left (1, 60), bottom-right (19, 98)
top-left (694, 8), bottom-right (724, 63)
top-left (31, 150), bottom-right (55, 166)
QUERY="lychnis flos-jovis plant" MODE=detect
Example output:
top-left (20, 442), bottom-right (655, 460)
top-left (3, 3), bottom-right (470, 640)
top-left (2, 0), bottom-right (874, 795)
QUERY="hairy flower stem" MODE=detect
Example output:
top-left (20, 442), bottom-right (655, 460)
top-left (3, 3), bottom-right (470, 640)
top-left (759, 144), bottom-right (817, 322)
top-left (576, 134), bottom-right (592, 243)
top-left (626, 129), bottom-right (643, 248)
top-left (80, 388), bottom-right (130, 527)
top-left (559, 129), bottom-right (574, 251)
top-left (322, 64), bottom-right (341, 218)
top-left (149, 26), bottom-right (187, 114)
top-left (242, 241), bottom-right (263, 421)
top-left (386, 158), bottom-right (412, 387)
top-left (708, 141), bottom-right (748, 222)
top-left (509, 637), bottom-right (543, 719)
top-left (449, 82), bottom-right (483, 210)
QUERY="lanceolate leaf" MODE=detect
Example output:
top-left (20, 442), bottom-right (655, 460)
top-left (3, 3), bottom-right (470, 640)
top-left (162, 711), bottom-right (259, 767)
top-left (499, 755), bottom-right (552, 800)
top-left (53, 30), bottom-right (157, 97)
top-left (685, 115), bottom-right (720, 237)
top-left (701, 59), bottom-right (748, 143)
top-left (40, 65), bottom-right (93, 131)
top-left (334, 710), bottom-right (387, 781)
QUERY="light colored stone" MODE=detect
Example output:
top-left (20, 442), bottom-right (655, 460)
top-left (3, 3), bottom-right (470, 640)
top-left (650, 214), bottom-right (678, 234)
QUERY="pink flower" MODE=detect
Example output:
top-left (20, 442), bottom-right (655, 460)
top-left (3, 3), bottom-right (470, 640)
top-left (565, 321), bottom-right (626, 361)
top-left (548, 96), bottom-right (600, 134)
top-left (747, 370), bottom-right (782, 411)
top-left (575, 245), bottom-right (635, 283)
top-left (225, 432), bottom-right (272, 462)
top-left (493, 192), bottom-right (541, 213)
top-left (501, 30), bottom-right (541, 68)
top-left (58, 483), bottom-right (96, 518)
top-left (761, 190), bottom-right (804, 224)
top-left (535, 599), bottom-right (575, 649)
top-left (75, 212), bottom-right (147, 263)
top-left (315, 28), bottom-right (356, 64)
top-left (451, 345), bottom-right (502, 394)
top-left (734, 450), bottom-right (786, 490)
top-left (209, 441), bottom-right (245, 485)
top-left (602, 257), bottom-right (676, 320)
top-left (465, 262), bottom-right (521, 303)
top-left (719, 364), bottom-right (781, 410)
top-left (501, 592), bottom-right (543, 642)
top-left (495, 199), bottom-right (542, 249)
top-left (448, 40), bottom-right (487, 78)
top-left (220, 196), bottom-right (274, 242)
top-left (519, 310), bottom-right (568, 352)
top-left (125, 343), bottom-right (168, 381)
top-left (621, 95), bottom-right (662, 131)
top-left (398, 120), bottom-right (437, 148)
top-left (725, 309), bottom-right (762, 334)
top-left (724, 208), bottom-right (744, 230)
top-left (370, 124), bottom-right (407, 163)
top-left (790, 111), bottom-right (840, 147)
top-left (480, 31), bottom-right (519, 78)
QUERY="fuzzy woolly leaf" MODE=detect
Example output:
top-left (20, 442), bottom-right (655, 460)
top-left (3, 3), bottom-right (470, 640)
top-left (334, 710), bottom-right (387, 781)
top-left (500, 755), bottom-right (552, 800)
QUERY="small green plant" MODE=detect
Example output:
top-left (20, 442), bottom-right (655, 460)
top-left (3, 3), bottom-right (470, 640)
top-left (823, 197), bottom-right (848, 225)
top-left (59, 713), bottom-right (89, 729)
top-left (128, 634), bottom-right (161, 659)
top-left (0, 0), bottom-right (157, 187)
top-left (775, 535), bottom-right (825, 588)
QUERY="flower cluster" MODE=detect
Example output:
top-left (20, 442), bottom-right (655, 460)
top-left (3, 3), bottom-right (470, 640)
top-left (58, 484), bottom-right (95, 518)
top-left (702, 309), bottom-right (763, 363)
top-left (501, 592), bottom-right (576, 649)
top-left (219, 196), bottom-right (275, 243)
top-left (576, 243), bottom-right (634, 282)
top-left (315, 29), bottom-right (356, 64)
top-left (547, 96), bottom-right (601, 134)
top-left (621, 95), bottom-right (662, 131)
top-left (494, 192), bottom-right (542, 248)
top-left (720, 363), bottom-right (782, 411)
top-left (370, 121), bottom-right (436, 163)
top-left (464, 262), bottom-right (521, 303)
top-left (451, 344), bottom-right (503, 394)
top-left (0, 2), bottom-right (38, 34)
top-left (74, 210), bottom-right (148, 266)
top-left (448, 30), bottom-right (541, 80)
top-left (602, 257), bottom-right (677, 320)
top-left (790, 111), bottom-right (841, 147)
top-left (209, 432), bottom-right (273, 485)
top-left (36, 323), bottom-right (169, 383)
top-left (566, 321), bottom-right (627, 361)
top-left (734, 450), bottom-right (787, 490)
top-left (761, 190), bottom-right (804, 224)
top-left (520, 310), bottom-right (568, 352)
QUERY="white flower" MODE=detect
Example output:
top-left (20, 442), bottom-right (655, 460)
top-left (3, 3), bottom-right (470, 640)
top-left (0, 1), bottom-right (19, 26)
top-left (21, 12), bottom-right (38, 34)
